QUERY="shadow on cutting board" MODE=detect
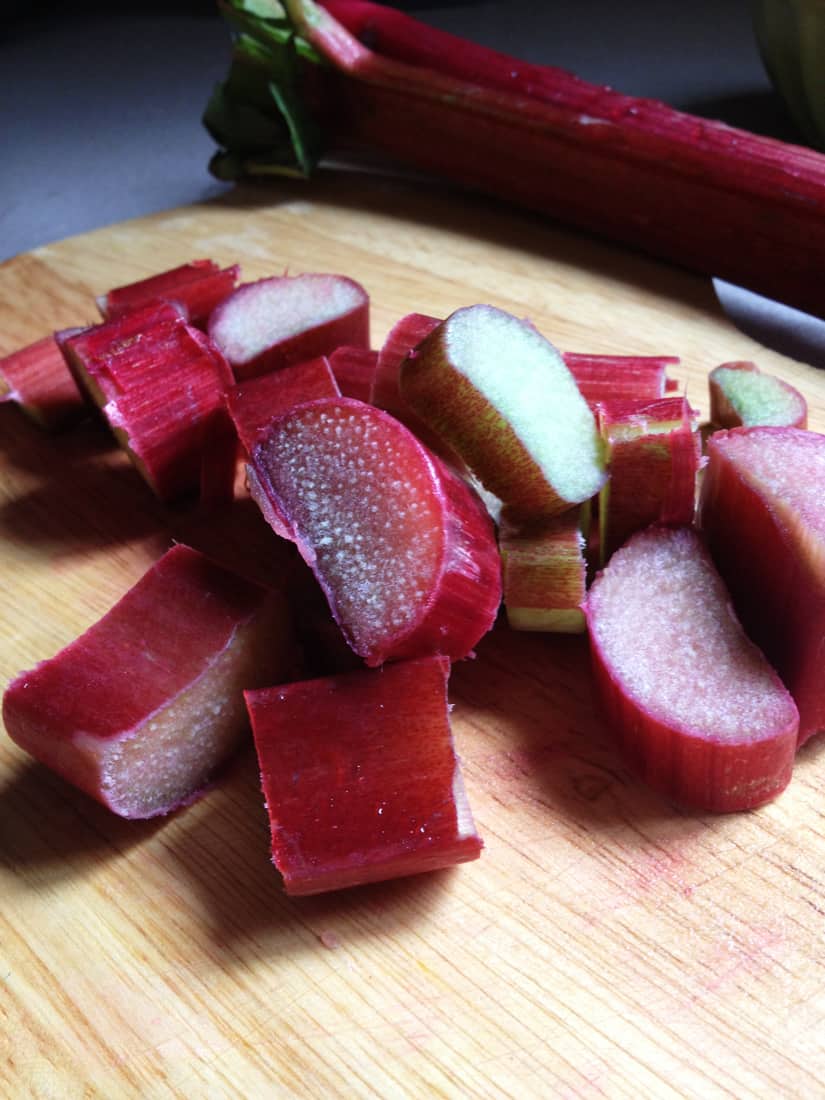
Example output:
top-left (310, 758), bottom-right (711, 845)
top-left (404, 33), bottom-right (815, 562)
top-left (163, 747), bottom-right (459, 959)
top-left (214, 169), bottom-right (720, 322)
top-left (0, 758), bottom-right (164, 881)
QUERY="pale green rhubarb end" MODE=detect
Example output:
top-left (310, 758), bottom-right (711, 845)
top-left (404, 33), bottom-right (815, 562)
top-left (499, 508), bottom-right (587, 633)
top-left (708, 361), bottom-right (808, 430)
top-left (400, 304), bottom-right (607, 520)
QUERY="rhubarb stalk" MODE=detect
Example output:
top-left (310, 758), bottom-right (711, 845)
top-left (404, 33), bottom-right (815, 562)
top-left (206, 0), bottom-right (825, 319)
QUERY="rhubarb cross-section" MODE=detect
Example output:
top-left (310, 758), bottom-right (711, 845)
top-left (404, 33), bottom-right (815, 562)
top-left (585, 525), bottom-right (798, 811)
top-left (248, 397), bottom-right (502, 666)
top-left (2, 545), bottom-right (297, 819)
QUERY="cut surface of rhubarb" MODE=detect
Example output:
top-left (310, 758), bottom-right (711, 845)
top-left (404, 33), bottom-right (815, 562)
top-left (400, 305), bottom-right (606, 518)
top-left (2, 545), bottom-right (297, 819)
top-left (708, 361), bottom-right (807, 430)
top-left (700, 427), bottom-right (825, 746)
top-left (208, 273), bottom-right (369, 380)
top-left (245, 655), bottom-right (482, 895)
top-left (585, 525), bottom-right (798, 811)
top-left (249, 397), bottom-right (501, 666)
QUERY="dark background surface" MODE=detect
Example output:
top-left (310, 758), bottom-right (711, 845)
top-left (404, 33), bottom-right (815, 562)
top-left (1, 1), bottom-right (799, 262)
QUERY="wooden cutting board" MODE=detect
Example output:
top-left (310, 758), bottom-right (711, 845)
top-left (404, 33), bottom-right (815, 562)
top-left (1, 172), bottom-right (823, 1099)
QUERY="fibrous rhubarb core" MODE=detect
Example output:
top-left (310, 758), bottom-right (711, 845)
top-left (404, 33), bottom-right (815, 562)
top-left (259, 402), bottom-right (444, 657)
top-left (589, 527), bottom-right (795, 740)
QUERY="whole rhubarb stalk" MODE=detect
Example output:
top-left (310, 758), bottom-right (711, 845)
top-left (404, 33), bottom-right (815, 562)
top-left (206, 0), bottom-right (825, 318)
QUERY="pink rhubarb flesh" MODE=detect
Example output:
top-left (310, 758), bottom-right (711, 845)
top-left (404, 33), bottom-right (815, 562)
top-left (585, 525), bottom-right (798, 811)
top-left (2, 545), bottom-right (297, 819)
top-left (700, 427), bottom-right (825, 746)
top-left (245, 655), bottom-right (482, 895)
top-left (248, 396), bottom-right (502, 666)
top-left (208, 273), bottom-right (370, 381)
top-left (708, 361), bottom-right (808, 430)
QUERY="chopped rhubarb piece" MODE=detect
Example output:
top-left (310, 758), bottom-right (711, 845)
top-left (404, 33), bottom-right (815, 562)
top-left (700, 427), bottom-right (825, 746)
top-left (563, 353), bottom-right (679, 406)
top-left (499, 509), bottom-right (587, 633)
top-left (248, 397), bottom-right (502, 666)
top-left (97, 260), bottom-right (240, 328)
top-left (2, 545), bottom-right (297, 819)
top-left (328, 344), bottom-right (378, 402)
top-left (399, 304), bottom-right (606, 519)
top-left (598, 397), bottom-right (700, 562)
top-left (208, 273), bottom-right (370, 381)
top-left (245, 655), bottom-right (482, 895)
top-left (226, 356), bottom-right (340, 456)
top-left (708, 361), bottom-right (807, 430)
top-left (371, 312), bottom-right (441, 419)
top-left (62, 311), bottom-right (233, 502)
top-left (0, 335), bottom-right (87, 429)
top-left (585, 526), bottom-right (798, 812)
top-left (207, 0), bottom-right (825, 318)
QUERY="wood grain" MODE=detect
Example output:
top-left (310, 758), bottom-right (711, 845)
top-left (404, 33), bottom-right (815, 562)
top-left (1, 172), bottom-right (823, 1099)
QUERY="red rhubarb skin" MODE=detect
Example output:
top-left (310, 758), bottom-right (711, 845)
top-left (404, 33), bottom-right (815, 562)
top-left (586, 630), bottom-right (797, 812)
top-left (2, 546), bottom-right (279, 814)
top-left (327, 344), bottom-right (378, 402)
top-left (97, 261), bottom-right (240, 328)
top-left (700, 428), bottom-right (825, 746)
top-left (371, 312), bottom-right (441, 417)
top-left (245, 655), bottom-right (482, 895)
top-left (563, 353), bottom-right (677, 406)
top-left (63, 313), bottom-right (232, 501)
top-left (248, 397), bottom-right (502, 666)
top-left (208, 276), bottom-right (370, 382)
top-left (585, 529), bottom-right (798, 812)
top-left (226, 355), bottom-right (340, 456)
top-left (0, 335), bottom-right (87, 428)
top-left (301, 3), bottom-right (825, 319)
top-left (599, 397), bottom-right (699, 560)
